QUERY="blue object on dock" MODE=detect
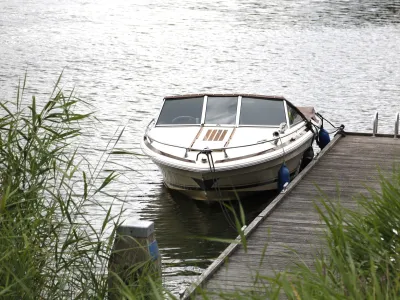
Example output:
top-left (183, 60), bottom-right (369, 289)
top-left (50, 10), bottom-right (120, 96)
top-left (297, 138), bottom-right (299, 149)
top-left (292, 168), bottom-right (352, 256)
top-left (278, 163), bottom-right (290, 192)
top-left (148, 240), bottom-right (159, 261)
top-left (318, 127), bottom-right (330, 150)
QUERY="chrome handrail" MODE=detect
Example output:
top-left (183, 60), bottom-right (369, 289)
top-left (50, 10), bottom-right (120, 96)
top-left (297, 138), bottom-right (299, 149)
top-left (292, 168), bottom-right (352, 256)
top-left (144, 125), bottom-right (307, 154)
top-left (372, 112), bottom-right (378, 137)
top-left (145, 118), bottom-right (155, 137)
top-left (395, 112), bottom-right (399, 138)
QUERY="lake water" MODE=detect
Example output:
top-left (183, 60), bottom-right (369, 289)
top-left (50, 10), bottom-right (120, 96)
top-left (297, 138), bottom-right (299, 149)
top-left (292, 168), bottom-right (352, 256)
top-left (1, 0), bottom-right (400, 295)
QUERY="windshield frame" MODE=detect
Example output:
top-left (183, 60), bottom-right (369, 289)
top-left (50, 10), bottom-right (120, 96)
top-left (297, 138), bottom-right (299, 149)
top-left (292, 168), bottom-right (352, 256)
top-left (154, 95), bottom-right (306, 128)
top-left (238, 96), bottom-right (289, 128)
top-left (155, 97), bottom-right (204, 127)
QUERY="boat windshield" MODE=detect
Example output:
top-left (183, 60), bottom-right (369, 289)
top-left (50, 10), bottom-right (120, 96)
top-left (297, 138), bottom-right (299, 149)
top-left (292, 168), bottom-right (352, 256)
top-left (239, 97), bottom-right (286, 126)
top-left (156, 96), bottom-right (294, 127)
top-left (205, 96), bottom-right (238, 125)
top-left (156, 97), bottom-right (203, 125)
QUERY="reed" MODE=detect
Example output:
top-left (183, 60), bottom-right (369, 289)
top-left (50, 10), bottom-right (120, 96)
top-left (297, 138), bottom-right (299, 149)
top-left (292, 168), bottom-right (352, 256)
top-left (0, 74), bottom-right (166, 299)
top-left (271, 171), bottom-right (400, 299)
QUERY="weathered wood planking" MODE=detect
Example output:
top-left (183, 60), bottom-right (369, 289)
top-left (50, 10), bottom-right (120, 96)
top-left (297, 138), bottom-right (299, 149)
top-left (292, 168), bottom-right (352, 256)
top-left (183, 133), bottom-right (400, 299)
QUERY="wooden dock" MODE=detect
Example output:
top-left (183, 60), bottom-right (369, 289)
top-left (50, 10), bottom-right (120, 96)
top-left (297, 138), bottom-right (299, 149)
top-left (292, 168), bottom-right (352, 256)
top-left (183, 132), bottom-right (400, 298)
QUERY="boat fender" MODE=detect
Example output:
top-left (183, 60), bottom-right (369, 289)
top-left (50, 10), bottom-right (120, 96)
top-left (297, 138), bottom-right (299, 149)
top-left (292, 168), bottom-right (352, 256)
top-left (300, 146), bottom-right (314, 171)
top-left (278, 163), bottom-right (290, 192)
top-left (317, 127), bottom-right (330, 150)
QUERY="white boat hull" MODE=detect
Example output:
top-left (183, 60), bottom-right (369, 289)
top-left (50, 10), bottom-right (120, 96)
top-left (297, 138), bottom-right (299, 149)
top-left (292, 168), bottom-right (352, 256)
top-left (141, 94), bottom-right (320, 201)
top-left (152, 136), bottom-right (313, 201)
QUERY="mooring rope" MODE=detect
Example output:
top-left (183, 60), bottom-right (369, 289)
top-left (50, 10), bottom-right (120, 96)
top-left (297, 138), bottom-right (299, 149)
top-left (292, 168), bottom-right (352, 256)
top-left (197, 149), bottom-right (237, 230)
top-left (316, 112), bottom-right (346, 136)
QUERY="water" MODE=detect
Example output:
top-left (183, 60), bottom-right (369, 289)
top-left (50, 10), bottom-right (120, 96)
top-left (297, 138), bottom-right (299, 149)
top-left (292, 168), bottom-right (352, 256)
top-left (1, 0), bottom-right (400, 294)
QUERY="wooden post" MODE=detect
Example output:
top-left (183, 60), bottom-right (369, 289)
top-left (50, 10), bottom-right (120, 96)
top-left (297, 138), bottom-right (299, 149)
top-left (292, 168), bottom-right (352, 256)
top-left (108, 220), bottom-right (162, 297)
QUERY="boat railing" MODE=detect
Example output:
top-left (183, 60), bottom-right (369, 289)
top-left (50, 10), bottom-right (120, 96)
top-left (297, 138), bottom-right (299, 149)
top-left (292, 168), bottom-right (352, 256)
top-left (145, 118), bottom-right (155, 136)
top-left (144, 126), bottom-right (306, 158)
top-left (371, 112), bottom-right (399, 138)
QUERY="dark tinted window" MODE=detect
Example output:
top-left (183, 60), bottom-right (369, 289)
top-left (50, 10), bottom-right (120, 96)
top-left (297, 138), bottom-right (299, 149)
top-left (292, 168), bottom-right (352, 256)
top-left (240, 98), bottom-right (286, 126)
top-left (156, 97), bottom-right (203, 125)
top-left (205, 96), bottom-right (238, 125)
top-left (287, 104), bottom-right (304, 126)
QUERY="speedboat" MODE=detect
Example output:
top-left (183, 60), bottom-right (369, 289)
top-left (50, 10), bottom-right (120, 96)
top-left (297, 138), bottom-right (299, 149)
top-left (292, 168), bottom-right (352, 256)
top-left (141, 94), bottom-right (320, 201)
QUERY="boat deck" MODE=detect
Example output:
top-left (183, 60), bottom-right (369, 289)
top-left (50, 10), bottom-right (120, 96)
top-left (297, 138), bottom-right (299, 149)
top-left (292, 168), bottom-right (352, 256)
top-left (182, 132), bottom-right (400, 298)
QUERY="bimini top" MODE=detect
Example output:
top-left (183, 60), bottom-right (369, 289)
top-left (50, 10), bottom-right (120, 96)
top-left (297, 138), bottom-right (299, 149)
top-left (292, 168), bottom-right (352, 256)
top-left (155, 94), bottom-right (310, 127)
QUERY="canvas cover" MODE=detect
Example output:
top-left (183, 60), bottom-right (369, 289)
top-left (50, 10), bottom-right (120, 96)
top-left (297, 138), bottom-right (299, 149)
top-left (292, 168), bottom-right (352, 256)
top-left (297, 106), bottom-right (317, 121)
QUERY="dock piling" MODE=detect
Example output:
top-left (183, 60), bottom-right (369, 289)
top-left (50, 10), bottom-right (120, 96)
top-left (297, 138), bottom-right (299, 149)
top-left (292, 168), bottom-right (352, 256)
top-left (108, 220), bottom-right (161, 297)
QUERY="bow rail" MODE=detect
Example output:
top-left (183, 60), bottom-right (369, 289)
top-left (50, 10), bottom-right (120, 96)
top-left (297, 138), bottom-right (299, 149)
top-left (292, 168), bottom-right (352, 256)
top-left (144, 126), bottom-right (307, 154)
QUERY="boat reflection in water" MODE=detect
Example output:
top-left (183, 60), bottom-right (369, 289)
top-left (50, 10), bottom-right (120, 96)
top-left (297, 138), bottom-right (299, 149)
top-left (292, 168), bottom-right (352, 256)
top-left (142, 184), bottom-right (279, 293)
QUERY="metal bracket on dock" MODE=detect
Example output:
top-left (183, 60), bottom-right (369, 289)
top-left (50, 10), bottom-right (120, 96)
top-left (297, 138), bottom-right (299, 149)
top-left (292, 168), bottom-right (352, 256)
top-left (372, 111), bottom-right (378, 137)
top-left (395, 113), bottom-right (399, 139)
top-left (280, 182), bottom-right (289, 194)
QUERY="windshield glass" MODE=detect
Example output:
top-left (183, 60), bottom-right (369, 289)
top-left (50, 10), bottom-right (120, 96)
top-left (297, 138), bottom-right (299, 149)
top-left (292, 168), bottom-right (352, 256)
top-left (287, 103), bottom-right (304, 126)
top-left (240, 97), bottom-right (286, 126)
top-left (156, 97), bottom-right (203, 125)
top-left (205, 96), bottom-right (238, 125)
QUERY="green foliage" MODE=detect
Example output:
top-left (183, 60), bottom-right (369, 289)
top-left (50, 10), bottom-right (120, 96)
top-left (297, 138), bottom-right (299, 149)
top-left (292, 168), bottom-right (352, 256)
top-left (271, 171), bottom-right (400, 299)
top-left (108, 262), bottom-right (167, 300)
top-left (0, 75), bottom-right (165, 299)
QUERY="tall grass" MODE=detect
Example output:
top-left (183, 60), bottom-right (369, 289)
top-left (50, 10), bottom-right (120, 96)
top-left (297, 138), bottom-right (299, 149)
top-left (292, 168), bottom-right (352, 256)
top-left (271, 171), bottom-right (400, 299)
top-left (262, 171), bottom-right (400, 300)
top-left (0, 75), bottom-right (163, 299)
